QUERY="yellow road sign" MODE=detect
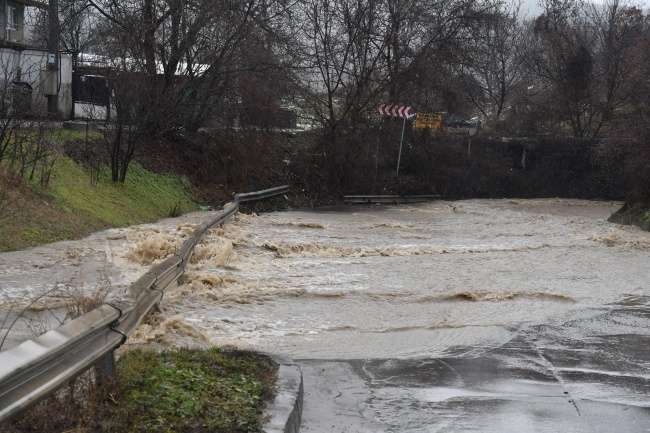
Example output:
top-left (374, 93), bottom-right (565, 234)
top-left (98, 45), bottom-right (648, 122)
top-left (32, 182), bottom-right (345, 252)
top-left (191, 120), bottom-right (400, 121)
top-left (415, 113), bottom-right (442, 130)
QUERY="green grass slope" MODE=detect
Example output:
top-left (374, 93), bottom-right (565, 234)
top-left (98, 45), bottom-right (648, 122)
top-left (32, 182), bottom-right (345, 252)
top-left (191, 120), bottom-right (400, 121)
top-left (0, 155), bottom-right (196, 252)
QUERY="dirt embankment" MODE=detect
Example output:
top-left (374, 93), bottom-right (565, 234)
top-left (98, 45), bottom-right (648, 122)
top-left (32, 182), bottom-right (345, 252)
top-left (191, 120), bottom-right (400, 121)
top-left (81, 129), bottom-right (646, 229)
top-left (608, 199), bottom-right (650, 231)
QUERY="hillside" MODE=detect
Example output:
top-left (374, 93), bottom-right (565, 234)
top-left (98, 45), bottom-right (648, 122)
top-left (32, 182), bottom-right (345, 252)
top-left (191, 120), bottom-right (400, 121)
top-left (0, 135), bottom-right (196, 252)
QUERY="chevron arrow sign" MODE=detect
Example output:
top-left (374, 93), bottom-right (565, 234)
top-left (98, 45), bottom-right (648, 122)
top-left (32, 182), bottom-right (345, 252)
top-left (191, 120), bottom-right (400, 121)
top-left (378, 104), bottom-right (413, 118)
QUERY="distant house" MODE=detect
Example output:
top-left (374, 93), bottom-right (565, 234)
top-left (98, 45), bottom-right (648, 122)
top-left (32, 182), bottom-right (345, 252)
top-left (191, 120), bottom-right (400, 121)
top-left (1, 0), bottom-right (43, 48)
top-left (0, 0), bottom-right (73, 118)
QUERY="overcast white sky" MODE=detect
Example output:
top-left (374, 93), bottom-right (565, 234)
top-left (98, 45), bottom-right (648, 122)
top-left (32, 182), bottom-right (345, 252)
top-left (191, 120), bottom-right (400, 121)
top-left (518, 0), bottom-right (650, 17)
top-left (518, 0), bottom-right (543, 16)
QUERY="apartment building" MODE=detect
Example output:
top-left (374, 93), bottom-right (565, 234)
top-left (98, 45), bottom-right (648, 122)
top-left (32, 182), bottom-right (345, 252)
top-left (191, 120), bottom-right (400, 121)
top-left (0, 0), bottom-right (72, 117)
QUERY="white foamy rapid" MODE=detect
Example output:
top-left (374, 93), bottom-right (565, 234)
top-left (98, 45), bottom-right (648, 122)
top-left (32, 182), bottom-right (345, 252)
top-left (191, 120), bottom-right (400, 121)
top-left (2, 199), bottom-right (649, 358)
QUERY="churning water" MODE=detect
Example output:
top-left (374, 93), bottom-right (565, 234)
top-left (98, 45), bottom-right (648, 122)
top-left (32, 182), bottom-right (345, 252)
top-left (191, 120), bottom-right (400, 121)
top-left (2, 199), bottom-right (649, 360)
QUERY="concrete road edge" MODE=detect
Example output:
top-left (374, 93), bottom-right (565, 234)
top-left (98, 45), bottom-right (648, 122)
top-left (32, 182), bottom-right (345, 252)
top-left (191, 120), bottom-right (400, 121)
top-left (264, 360), bottom-right (304, 433)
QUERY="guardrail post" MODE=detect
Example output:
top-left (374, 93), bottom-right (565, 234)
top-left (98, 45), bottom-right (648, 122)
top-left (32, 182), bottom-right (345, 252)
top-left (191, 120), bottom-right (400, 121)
top-left (95, 351), bottom-right (117, 383)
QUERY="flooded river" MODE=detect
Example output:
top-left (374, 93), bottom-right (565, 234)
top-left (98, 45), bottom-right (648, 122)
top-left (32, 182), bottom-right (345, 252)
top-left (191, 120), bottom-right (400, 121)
top-left (1, 198), bottom-right (648, 360)
top-left (3, 198), bottom-right (650, 431)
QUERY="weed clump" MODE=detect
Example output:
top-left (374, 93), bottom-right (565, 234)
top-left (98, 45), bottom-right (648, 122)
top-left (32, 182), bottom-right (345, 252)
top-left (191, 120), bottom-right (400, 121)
top-left (7, 347), bottom-right (278, 433)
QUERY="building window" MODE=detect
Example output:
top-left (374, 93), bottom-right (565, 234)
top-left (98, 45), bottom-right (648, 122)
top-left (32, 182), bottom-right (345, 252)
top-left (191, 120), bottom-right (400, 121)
top-left (7, 6), bottom-right (18, 31)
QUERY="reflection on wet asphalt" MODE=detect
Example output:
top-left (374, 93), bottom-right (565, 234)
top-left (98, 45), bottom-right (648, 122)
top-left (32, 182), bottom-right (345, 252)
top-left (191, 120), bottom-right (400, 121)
top-left (299, 297), bottom-right (650, 432)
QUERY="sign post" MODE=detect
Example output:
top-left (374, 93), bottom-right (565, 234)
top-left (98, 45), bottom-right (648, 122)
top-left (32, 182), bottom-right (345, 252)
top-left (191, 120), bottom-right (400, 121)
top-left (396, 116), bottom-right (407, 175)
top-left (378, 104), bottom-right (414, 175)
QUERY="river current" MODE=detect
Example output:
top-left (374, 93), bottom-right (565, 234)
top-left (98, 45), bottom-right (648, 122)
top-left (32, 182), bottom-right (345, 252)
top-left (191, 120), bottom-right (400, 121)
top-left (2, 199), bottom-right (649, 360)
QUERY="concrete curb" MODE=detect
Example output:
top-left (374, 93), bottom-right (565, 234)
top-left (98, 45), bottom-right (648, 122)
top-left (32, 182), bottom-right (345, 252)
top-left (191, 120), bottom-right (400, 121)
top-left (264, 360), bottom-right (304, 433)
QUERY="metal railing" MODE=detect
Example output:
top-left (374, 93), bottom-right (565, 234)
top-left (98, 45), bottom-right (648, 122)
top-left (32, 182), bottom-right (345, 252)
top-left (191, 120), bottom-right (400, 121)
top-left (0, 185), bottom-right (289, 425)
top-left (343, 194), bottom-right (444, 204)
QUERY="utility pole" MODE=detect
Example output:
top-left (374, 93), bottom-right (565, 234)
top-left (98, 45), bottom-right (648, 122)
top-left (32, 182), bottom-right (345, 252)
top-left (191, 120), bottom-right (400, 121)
top-left (47, 0), bottom-right (59, 116)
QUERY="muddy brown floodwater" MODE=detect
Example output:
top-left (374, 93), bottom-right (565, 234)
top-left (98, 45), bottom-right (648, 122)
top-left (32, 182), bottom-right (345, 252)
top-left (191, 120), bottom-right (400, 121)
top-left (1, 198), bottom-right (647, 359)
top-left (3, 198), bottom-right (650, 431)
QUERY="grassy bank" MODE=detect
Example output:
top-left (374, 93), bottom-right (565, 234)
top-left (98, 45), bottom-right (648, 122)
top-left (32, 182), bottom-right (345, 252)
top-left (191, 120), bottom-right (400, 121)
top-left (8, 347), bottom-right (278, 433)
top-left (0, 153), bottom-right (196, 252)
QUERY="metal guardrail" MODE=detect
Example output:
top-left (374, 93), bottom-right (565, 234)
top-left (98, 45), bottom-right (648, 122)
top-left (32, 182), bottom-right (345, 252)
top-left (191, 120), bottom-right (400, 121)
top-left (343, 195), bottom-right (444, 204)
top-left (0, 185), bottom-right (289, 425)
top-left (235, 185), bottom-right (291, 203)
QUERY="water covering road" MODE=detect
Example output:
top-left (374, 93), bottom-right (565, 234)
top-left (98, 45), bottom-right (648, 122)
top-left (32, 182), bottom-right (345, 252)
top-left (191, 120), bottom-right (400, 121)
top-left (1, 199), bottom-right (649, 431)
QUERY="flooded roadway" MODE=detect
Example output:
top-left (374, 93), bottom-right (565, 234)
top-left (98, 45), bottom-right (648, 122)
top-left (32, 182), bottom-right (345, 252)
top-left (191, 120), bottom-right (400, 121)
top-left (1, 199), bottom-right (650, 431)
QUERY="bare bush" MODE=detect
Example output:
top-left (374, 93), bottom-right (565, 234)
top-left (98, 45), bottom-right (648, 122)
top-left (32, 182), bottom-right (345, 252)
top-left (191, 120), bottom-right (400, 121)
top-left (0, 272), bottom-right (112, 351)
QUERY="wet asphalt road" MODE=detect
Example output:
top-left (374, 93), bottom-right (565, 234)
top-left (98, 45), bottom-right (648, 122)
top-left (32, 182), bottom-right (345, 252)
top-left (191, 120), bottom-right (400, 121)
top-left (296, 295), bottom-right (650, 432)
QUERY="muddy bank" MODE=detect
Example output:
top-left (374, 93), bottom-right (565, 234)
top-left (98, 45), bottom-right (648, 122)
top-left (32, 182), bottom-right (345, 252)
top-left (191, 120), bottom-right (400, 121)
top-left (608, 198), bottom-right (650, 231)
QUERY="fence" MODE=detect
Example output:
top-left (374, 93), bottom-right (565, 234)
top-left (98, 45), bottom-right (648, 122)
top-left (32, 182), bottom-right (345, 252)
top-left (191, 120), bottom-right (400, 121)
top-left (0, 185), bottom-right (290, 425)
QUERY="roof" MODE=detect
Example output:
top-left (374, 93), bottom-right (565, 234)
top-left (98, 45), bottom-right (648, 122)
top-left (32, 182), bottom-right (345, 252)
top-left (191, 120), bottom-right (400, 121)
top-left (76, 52), bottom-right (210, 77)
top-left (13, 0), bottom-right (48, 9)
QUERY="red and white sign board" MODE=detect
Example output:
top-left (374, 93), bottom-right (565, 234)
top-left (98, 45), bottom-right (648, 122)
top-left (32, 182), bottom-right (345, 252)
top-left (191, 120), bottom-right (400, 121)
top-left (378, 104), bottom-right (413, 118)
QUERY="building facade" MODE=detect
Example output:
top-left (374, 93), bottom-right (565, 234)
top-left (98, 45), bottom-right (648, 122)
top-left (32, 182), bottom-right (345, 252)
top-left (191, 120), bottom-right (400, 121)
top-left (0, 0), bottom-right (72, 118)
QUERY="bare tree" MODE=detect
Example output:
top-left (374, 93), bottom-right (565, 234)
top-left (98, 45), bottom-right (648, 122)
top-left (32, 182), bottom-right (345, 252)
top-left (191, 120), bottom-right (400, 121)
top-left (292, 0), bottom-right (491, 132)
top-left (30, 0), bottom-right (100, 60)
top-left (524, 0), bottom-right (599, 137)
top-left (454, 2), bottom-right (528, 129)
top-left (102, 68), bottom-right (146, 183)
top-left (586, 0), bottom-right (647, 136)
top-left (291, 0), bottom-right (387, 135)
top-left (87, 0), bottom-right (290, 132)
top-left (75, 0), bottom-right (295, 182)
top-left (0, 52), bottom-right (62, 186)
top-left (517, 0), bottom-right (649, 138)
